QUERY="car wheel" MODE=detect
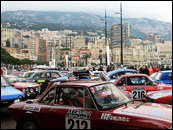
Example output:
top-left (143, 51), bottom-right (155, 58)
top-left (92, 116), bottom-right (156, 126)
top-left (20, 117), bottom-right (39, 129)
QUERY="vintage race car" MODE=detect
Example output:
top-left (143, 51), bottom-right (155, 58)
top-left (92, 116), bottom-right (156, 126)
top-left (9, 71), bottom-right (24, 78)
top-left (20, 70), bottom-right (65, 93)
top-left (114, 74), bottom-right (172, 100)
top-left (150, 70), bottom-right (172, 85)
top-left (1, 76), bottom-right (25, 112)
top-left (9, 81), bottom-right (172, 129)
top-left (144, 89), bottom-right (172, 105)
top-left (107, 69), bottom-right (138, 81)
top-left (92, 71), bottom-right (111, 81)
top-left (45, 70), bottom-right (101, 92)
top-left (4, 75), bottom-right (41, 98)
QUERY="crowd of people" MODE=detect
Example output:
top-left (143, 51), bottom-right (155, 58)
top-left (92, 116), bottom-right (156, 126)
top-left (1, 63), bottom-right (172, 77)
top-left (137, 65), bottom-right (171, 76)
top-left (92, 64), bottom-right (172, 76)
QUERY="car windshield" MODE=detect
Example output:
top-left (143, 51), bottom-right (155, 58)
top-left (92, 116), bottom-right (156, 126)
top-left (6, 76), bottom-right (19, 83)
top-left (22, 72), bottom-right (35, 78)
top-left (1, 77), bottom-right (11, 87)
top-left (58, 72), bottom-right (64, 77)
top-left (90, 83), bottom-right (130, 110)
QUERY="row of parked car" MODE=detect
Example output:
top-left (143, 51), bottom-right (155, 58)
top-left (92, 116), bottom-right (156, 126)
top-left (1, 68), bottom-right (172, 129)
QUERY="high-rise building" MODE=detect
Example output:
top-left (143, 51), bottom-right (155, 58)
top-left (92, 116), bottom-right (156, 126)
top-left (37, 38), bottom-right (48, 62)
top-left (111, 22), bottom-right (131, 48)
top-left (148, 33), bottom-right (164, 43)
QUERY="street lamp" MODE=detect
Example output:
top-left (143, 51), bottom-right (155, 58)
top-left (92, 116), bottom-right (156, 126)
top-left (115, 2), bottom-right (123, 66)
top-left (101, 7), bottom-right (108, 67)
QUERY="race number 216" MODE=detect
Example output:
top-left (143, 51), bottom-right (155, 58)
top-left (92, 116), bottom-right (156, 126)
top-left (132, 90), bottom-right (146, 100)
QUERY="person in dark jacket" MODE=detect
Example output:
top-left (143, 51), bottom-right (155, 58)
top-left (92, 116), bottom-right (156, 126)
top-left (143, 66), bottom-right (149, 75)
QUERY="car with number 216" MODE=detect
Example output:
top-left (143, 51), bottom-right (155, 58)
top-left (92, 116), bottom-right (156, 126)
top-left (114, 74), bottom-right (172, 100)
top-left (9, 81), bottom-right (172, 129)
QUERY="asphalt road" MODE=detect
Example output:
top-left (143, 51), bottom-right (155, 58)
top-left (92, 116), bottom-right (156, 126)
top-left (1, 112), bottom-right (16, 129)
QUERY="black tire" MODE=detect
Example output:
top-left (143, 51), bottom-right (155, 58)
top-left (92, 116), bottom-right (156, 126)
top-left (19, 117), bottom-right (39, 129)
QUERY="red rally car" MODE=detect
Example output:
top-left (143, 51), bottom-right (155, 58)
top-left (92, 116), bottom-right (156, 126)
top-left (9, 81), bottom-right (172, 129)
top-left (114, 74), bottom-right (172, 100)
top-left (144, 89), bottom-right (172, 105)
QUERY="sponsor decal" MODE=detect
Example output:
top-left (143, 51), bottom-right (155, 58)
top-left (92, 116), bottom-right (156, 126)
top-left (37, 80), bottom-right (45, 83)
top-left (101, 113), bottom-right (112, 120)
top-left (101, 113), bottom-right (130, 122)
top-left (66, 110), bottom-right (92, 120)
top-left (23, 105), bottom-right (41, 112)
top-left (111, 116), bottom-right (130, 122)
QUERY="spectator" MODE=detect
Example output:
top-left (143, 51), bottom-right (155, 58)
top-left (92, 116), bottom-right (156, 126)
top-left (139, 66), bottom-right (144, 74)
top-left (1, 68), bottom-right (3, 75)
top-left (153, 67), bottom-right (156, 73)
top-left (93, 66), bottom-right (96, 71)
top-left (98, 66), bottom-right (104, 71)
top-left (160, 66), bottom-right (165, 71)
top-left (143, 66), bottom-right (149, 75)
top-left (155, 66), bottom-right (160, 72)
top-left (148, 66), bottom-right (153, 76)
top-left (106, 65), bottom-right (111, 72)
top-left (166, 65), bottom-right (170, 70)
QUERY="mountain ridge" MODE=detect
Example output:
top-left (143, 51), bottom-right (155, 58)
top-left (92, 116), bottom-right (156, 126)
top-left (1, 10), bottom-right (172, 40)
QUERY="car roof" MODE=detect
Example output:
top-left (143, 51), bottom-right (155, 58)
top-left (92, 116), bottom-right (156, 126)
top-left (35, 70), bottom-right (60, 73)
top-left (121, 73), bottom-right (147, 77)
top-left (112, 69), bottom-right (137, 73)
top-left (56, 80), bottom-right (111, 88)
top-left (160, 70), bottom-right (172, 73)
top-left (3, 75), bottom-right (19, 78)
top-left (108, 69), bottom-right (137, 75)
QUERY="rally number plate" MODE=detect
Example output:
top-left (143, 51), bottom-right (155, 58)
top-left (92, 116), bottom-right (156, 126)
top-left (65, 117), bottom-right (91, 129)
top-left (131, 87), bottom-right (146, 100)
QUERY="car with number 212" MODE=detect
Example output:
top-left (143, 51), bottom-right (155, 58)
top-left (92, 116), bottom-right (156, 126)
top-left (9, 81), bottom-right (172, 129)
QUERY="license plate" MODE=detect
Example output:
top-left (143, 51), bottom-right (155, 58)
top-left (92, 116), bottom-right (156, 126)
top-left (131, 87), bottom-right (146, 100)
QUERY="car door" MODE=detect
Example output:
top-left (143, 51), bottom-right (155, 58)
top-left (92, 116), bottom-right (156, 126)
top-left (45, 87), bottom-right (94, 129)
top-left (42, 86), bottom-right (115, 129)
top-left (129, 76), bottom-right (159, 100)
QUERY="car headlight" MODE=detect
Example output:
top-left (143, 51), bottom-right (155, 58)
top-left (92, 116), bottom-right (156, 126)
top-left (22, 89), bottom-right (26, 93)
top-left (18, 95), bottom-right (23, 99)
top-left (30, 88), bottom-right (33, 93)
top-left (25, 88), bottom-right (29, 91)
top-left (35, 87), bottom-right (39, 91)
top-left (26, 92), bottom-right (30, 97)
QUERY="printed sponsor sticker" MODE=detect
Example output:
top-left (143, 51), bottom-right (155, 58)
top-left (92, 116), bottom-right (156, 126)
top-left (23, 105), bottom-right (41, 112)
top-left (37, 80), bottom-right (45, 83)
top-left (101, 113), bottom-right (130, 122)
top-left (66, 110), bottom-right (92, 120)
top-left (101, 113), bottom-right (112, 120)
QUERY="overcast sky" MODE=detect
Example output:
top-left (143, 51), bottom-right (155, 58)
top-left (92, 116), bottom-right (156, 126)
top-left (1, 1), bottom-right (172, 23)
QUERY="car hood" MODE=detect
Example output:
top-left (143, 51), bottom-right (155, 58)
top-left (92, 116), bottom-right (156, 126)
top-left (1, 86), bottom-right (25, 100)
top-left (112, 101), bottom-right (172, 129)
top-left (14, 82), bottom-right (40, 89)
top-left (157, 83), bottom-right (172, 89)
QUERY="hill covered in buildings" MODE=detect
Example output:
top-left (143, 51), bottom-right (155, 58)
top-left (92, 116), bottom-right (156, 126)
top-left (1, 10), bottom-right (172, 40)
